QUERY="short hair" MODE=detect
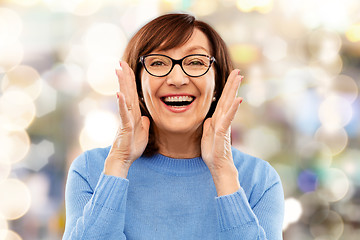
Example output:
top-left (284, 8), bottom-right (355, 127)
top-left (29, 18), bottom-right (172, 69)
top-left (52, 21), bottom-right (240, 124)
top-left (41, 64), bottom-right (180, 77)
top-left (122, 13), bottom-right (234, 156)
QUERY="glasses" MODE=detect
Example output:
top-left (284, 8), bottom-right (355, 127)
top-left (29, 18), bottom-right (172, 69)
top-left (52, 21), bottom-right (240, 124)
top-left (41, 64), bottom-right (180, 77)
top-left (139, 54), bottom-right (216, 77)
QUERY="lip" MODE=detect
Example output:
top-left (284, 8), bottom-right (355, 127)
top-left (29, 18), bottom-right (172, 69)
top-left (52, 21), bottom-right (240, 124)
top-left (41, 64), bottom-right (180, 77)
top-left (160, 93), bottom-right (194, 98)
top-left (160, 93), bottom-right (195, 113)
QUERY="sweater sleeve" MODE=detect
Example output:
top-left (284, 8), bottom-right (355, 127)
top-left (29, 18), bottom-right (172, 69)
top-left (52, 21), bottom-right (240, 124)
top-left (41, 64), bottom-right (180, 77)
top-left (62, 152), bottom-right (129, 240)
top-left (215, 176), bottom-right (284, 239)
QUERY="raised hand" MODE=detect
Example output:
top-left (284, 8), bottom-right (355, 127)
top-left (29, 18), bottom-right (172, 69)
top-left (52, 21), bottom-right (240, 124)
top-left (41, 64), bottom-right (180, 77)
top-left (201, 69), bottom-right (243, 196)
top-left (104, 61), bottom-right (150, 178)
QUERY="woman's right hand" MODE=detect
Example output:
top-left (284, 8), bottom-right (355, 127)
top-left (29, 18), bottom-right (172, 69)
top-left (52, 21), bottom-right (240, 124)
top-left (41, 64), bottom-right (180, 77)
top-left (104, 61), bottom-right (150, 178)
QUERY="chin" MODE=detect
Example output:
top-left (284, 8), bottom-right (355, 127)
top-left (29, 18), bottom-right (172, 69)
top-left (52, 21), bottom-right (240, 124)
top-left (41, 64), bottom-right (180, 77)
top-left (157, 120), bottom-right (203, 135)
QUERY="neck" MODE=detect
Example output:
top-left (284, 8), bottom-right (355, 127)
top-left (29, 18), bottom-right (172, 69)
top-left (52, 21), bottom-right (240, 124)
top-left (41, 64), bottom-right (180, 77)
top-left (155, 126), bottom-right (202, 159)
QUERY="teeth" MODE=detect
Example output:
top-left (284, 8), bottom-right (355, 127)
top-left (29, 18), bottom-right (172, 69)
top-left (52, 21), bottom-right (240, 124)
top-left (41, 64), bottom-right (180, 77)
top-left (163, 96), bottom-right (194, 102)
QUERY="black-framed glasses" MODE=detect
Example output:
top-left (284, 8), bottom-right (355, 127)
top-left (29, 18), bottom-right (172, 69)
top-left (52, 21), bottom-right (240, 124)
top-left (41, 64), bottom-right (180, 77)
top-left (139, 54), bottom-right (216, 77)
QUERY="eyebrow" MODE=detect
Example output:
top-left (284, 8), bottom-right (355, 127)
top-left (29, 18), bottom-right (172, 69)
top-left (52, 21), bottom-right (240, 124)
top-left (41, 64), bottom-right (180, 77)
top-left (152, 45), bottom-right (211, 56)
top-left (184, 46), bottom-right (210, 55)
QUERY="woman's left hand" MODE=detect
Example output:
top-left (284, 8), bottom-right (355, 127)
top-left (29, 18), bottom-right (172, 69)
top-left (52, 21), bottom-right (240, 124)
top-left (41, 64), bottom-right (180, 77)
top-left (201, 69), bottom-right (243, 196)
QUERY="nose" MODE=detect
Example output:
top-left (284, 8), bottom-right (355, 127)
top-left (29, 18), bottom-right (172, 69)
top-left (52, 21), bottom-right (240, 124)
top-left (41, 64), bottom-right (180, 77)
top-left (165, 64), bottom-right (189, 87)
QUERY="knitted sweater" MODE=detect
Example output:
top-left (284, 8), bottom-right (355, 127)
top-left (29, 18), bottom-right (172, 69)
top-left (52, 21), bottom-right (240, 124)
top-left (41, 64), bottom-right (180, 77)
top-left (63, 146), bottom-right (284, 239)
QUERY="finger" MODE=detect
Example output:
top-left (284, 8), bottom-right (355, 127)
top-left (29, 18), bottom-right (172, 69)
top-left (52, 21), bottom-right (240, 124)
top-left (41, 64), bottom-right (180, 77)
top-left (202, 118), bottom-right (212, 138)
top-left (221, 97), bottom-right (243, 131)
top-left (217, 70), bottom-right (243, 110)
top-left (116, 65), bottom-right (130, 99)
top-left (141, 116), bottom-right (150, 135)
top-left (119, 61), bottom-right (142, 115)
top-left (212, 70), bottom-right (243, 120)
top-left (117, 92), bottom-right (132, 128)
top-left (121, 62), bottom-right (137, 96)
top-left (123, 61), bottom-right (137, 99)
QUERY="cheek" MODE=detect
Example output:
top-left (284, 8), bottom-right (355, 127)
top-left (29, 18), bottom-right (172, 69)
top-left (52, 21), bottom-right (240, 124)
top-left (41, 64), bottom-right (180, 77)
top-left (203, 72), bottom-right (216, 96)
top-left (140, 72), bottom-right (152, 97)
top-left (141, 73), bottom-right (161, 103)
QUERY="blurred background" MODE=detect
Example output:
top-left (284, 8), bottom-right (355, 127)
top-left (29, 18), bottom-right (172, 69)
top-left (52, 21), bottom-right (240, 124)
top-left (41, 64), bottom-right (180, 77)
top-left (0, 0), bottom-right (359, 239)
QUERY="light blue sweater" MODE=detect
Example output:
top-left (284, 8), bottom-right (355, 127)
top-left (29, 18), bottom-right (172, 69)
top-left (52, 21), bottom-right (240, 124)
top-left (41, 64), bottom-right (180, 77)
top-left (63, 147), bottom-right (284, 239)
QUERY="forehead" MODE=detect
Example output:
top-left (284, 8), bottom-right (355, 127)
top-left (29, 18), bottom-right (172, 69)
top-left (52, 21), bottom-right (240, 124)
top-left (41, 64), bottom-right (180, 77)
top-left (156, 28), bottom-right (212, 56)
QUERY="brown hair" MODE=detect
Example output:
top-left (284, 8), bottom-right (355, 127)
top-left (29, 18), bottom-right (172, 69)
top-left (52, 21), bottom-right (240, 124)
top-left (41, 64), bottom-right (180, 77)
top-left (122, 13), bottom-right (234, 156)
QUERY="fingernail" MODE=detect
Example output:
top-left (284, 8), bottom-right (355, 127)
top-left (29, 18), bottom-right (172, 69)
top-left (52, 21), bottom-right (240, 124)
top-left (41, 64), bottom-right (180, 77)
top-left (237, 70), bottom-right (241, 75)
top-left (116, 92), bottom-right (120, 99)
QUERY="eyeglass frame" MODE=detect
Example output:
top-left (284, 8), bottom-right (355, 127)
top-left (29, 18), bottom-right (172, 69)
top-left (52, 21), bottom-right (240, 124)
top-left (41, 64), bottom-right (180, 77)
top-left (139, 54), bottom-right (216, 77)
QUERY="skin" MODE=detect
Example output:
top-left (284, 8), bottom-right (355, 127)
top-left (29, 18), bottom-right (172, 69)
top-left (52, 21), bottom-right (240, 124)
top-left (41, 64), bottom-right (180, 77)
top-left (105, 29), bottom-right (244, 196)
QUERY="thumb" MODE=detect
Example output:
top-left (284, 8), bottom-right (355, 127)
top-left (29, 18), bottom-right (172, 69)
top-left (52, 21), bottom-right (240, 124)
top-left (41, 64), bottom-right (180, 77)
top-left (141, 116), bottom-right (150, 133)
top-left (202, 118), bottom-right (212, 136)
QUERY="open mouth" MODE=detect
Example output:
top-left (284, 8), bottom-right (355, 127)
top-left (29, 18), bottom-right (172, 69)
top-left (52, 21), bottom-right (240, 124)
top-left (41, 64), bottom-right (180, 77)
top-left (161, 95), bottom-right (195, 107)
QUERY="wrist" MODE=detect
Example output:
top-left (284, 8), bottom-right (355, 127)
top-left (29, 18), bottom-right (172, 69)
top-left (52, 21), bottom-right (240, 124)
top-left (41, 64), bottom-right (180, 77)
top-left (211, 165), bottom-right (240, 196)
top-left (104, 157), bottom-right (131, 178)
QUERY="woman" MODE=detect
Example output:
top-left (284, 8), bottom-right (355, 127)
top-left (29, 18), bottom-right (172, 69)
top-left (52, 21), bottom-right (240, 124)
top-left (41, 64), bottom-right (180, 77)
top-left (63, 13), bottom-right (284, 239)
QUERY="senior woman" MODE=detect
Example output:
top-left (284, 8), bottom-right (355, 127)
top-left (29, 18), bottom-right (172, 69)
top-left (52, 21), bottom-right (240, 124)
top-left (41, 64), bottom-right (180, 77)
top-left (63, 13), bottom-right (284, 239)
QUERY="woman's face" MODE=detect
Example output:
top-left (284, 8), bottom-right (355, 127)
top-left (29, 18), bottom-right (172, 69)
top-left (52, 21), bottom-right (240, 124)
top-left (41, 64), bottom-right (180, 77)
top-left (141, 28), bottom-right (215, 136)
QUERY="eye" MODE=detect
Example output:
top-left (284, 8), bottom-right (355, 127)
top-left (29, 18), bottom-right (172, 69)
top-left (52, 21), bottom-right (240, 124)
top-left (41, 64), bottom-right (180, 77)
top-left (147, 57), bottom-right (170, 67)
top-left (188, 60), bottom-right (205, 66)
top-left (151, 61), bottom-right (163, 66)
top-left (150, 60), bottom-right (166, 66)
top-left (184, 56), bottom-right (208, 67)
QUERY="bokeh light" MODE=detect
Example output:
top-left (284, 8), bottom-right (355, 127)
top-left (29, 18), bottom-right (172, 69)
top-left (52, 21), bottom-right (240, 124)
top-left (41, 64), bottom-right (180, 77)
top-left (10, 0), bottom-right (40, 7)
top-left (299, 192), bottom-right (330, 225)
top-left (1, 65), bottom-right (43, 100)
top-left (236, 0), bottom-right (273, 13)
top-left (318, 95), bottom-right (353, 132)
top-left (331, 74), bottom-right (358, 103)
top-left (0, 90), bottom-right (36, 131)
top-left (189, 0), bottom-right (218, 16)
top-left (310, 210), bottom-right (344, 239)
top-left (297, 141), bottom-right (332, 169)
top-left (283, 198), bottom-right (303, 230)
top-left (22, 140), bottom-right (54, 171)
top-left (84, 23), bottom-right (127, 59)
top-left (0, 8), bottom-right (22, 41)
top-left (44, 0), bottom-right (102, 16)
top-left (262, 36), bottom-right (287, 61)
top-left (0, 8), bottom-right (23, 73)
top-left (0, 213), bottom-right (7, 231)
top-left (230, 44), bottom-right (260, 65)
top-left (0, 163), bottom-right (11, 183)
top-left (87, 57), bottom-right (119, 95)
top-left (315, 127), bottom-right (348, 156)
top-left (318, 168), bottom-right (350, 202)
top-left (335, 149), bottom-right (360, 185)
top-left (346, 23), bottom-right (360, 42)
top-left (0, 230), bottom-right (22, 240)
top-left (0, 179), bottom-right (31, 220)
top-left (80, 109), bottom-right (118, 151)
top-left (307, 29), bottom-right (342, 63)
top-left (297, 170), bottom-right (318, 193)
top-left (242, 125), bottom-right (281, 160)
top-left (0, 40), bottom-right (23, 74)
top-left (0, 130), bottom-right (30, 164)
top-left (0, 0), bottom-right (359, 239)
top-left (33, 81), bottom-right (57, 117)
top-left (42, 63), bottom-right (83, 97)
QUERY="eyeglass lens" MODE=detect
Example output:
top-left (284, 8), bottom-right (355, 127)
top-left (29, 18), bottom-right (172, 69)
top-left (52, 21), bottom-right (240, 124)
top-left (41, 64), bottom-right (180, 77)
top-left (143, 55), bottom-right (212, 77)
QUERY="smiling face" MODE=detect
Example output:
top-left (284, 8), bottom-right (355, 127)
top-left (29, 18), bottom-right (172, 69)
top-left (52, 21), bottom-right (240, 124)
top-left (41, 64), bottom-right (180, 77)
top-left (141, 28), bottom-right (216, 139)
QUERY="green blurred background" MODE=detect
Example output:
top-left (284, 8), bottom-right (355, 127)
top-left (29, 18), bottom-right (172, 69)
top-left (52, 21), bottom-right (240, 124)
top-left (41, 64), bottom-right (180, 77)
top-left (0, 0), bottom-right (359, 239)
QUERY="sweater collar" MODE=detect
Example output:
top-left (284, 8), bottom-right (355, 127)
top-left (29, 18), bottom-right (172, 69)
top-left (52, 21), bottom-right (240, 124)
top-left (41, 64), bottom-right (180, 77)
top-left (139, 153), bottom-right (209, 176)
